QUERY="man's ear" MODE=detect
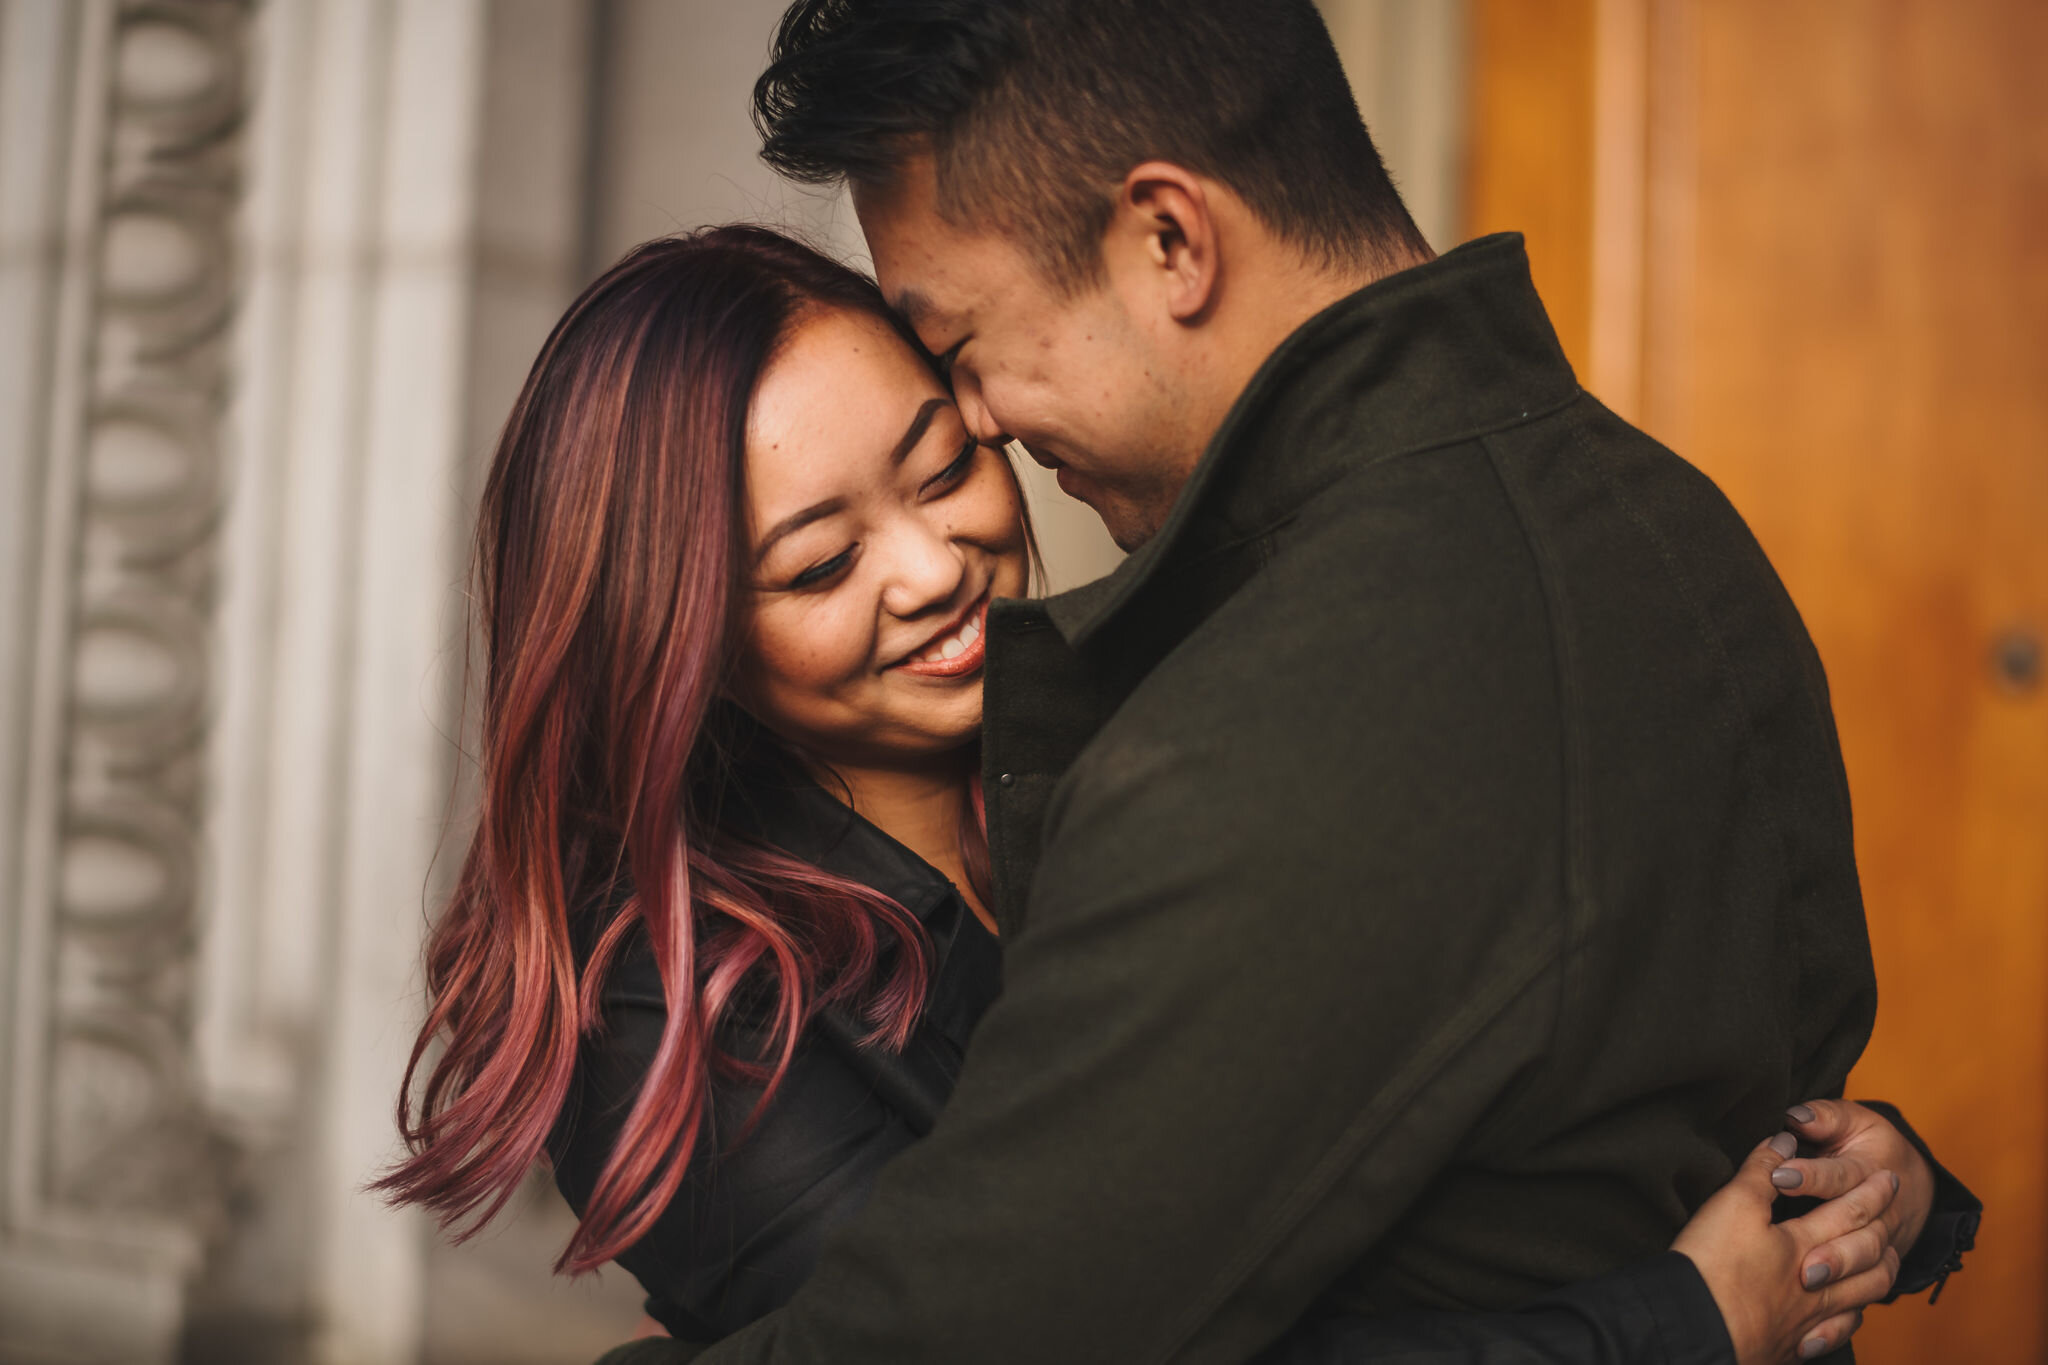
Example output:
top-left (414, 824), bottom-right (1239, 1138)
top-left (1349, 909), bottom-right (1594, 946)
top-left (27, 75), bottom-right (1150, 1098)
top-left (1112, 161), bottom-right (1219, 324)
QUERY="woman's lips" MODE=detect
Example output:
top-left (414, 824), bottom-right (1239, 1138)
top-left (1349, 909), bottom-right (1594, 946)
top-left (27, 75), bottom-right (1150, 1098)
top-left (893, 596), bottom-right (990, 679)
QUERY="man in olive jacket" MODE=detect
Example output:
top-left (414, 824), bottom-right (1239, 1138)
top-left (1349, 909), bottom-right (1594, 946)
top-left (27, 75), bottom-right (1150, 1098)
top-left (610, 1), bottom-right (1889, 1361)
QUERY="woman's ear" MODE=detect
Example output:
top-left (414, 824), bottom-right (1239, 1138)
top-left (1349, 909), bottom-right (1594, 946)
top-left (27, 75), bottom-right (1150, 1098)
top-left (1110, 161), bottom-right (1221, 324)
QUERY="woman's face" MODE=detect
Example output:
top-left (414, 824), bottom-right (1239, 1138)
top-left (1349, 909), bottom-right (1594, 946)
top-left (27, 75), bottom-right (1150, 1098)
top-left (738, 304), bottom-right (1030, 769)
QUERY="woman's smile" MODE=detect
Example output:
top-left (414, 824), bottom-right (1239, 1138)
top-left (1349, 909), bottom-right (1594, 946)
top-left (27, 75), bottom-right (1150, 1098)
top-left (890, 592), bottom-right (990, 678)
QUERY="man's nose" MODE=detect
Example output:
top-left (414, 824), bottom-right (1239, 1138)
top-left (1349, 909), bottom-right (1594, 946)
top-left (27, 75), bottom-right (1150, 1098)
top-left (949, 371), bottom-right (1009, 448)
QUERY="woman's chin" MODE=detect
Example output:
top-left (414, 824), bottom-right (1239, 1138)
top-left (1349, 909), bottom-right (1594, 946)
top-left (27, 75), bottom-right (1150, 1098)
top-left (786, 706), bottom-right (984, 776)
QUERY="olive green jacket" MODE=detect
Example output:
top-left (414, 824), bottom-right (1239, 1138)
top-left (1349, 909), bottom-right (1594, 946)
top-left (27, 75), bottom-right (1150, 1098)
top-left (615, 234), bottom-right (1876, 1364)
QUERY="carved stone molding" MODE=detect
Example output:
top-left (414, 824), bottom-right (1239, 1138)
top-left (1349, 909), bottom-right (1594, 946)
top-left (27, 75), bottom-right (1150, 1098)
top-left (56, 0), bottom-right (247, 1233)
top-left (9, 1), bottom-right (521, 1358)
top-left (1, 3), bottom-right (252, 1361)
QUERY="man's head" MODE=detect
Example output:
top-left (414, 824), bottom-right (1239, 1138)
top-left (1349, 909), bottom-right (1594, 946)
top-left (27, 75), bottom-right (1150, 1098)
top-left (754, 0), bottom-right (1431, 549)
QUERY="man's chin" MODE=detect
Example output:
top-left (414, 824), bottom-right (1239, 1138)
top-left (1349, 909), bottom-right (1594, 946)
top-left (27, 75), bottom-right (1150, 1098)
top-left (1105, 522), bottom-right (1158, 554)
top-left (1097, 502), bottom-right (1160, 554)
top-left (1048, 466), bottom-right (1159, 553)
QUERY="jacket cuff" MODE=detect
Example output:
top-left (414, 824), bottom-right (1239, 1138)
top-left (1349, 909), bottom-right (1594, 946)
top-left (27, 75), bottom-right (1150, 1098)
top-left (1633, 1250), bottom-right (1739, 1365)
top-left (1857, 1099), bottom-right (1982, 1303)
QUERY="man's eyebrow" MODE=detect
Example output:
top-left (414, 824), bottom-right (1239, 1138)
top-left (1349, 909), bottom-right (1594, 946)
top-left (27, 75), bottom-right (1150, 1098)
top-left (890, 288), bottom-right (933, 327)
top-left (753, 497), bottom-right (846, 568)
top-left (888, 292), bottom-right (963, 376)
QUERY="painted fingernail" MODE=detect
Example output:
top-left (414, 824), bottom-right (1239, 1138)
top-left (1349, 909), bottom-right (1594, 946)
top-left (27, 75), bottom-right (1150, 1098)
top-left (1800, 1335), bottom-right (1830, 1359)
top-left (1787, 1103), bottom-right (1817, 1124)
top-left (1769, 1131), bottom-right (1799, 1159)
top-left (1772, 1165), bottom-right (1805, 1189)
top-left (1804, 1263), bottom-right (1832, 1289)
top-left (1890, 1170), bottom-right (1900, 1194)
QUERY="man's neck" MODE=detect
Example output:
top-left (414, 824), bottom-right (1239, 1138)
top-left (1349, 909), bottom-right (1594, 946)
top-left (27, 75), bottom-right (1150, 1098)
top-left (1146, 242), bottom-right (1430, 542)
top-left (1223, 240), bottom-right (1434, 410)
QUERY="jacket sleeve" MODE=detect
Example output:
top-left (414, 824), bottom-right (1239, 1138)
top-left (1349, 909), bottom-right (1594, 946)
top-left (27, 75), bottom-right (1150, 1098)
top-left (552, 963), bottom-right (919, 1340)
top-left (1253, 1255), bottom-right (1732, 1365)
top-left (592, 1253), bottom-right (1734, 1365)
top-left (1855, 1101), bottom-right (1983, 1304)
top-left (666, 638), bottom-right (1595, 1364)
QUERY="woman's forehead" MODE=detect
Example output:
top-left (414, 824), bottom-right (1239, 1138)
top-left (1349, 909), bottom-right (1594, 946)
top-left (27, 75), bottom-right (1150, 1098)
top-left (745, 308), bottom-right (950, 533)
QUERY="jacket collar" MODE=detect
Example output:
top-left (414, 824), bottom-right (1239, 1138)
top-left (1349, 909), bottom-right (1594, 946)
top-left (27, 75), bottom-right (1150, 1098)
top-left (1043, 233), bottom-right (1579, 650)
top-left (723, 766), bottom-right (961, 924)
top-left (725, 765), bottom-right (998, 1059)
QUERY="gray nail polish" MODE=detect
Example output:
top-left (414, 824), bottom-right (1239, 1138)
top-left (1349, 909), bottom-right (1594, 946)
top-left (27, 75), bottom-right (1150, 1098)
top-left (1804, 1263), bottom-right (1831, 1289)
top-left (1772, 1166), bottom-right (1804, 1189)
top-left (1800, 1336), bottom-right (1830, 1359)
top-left (1787, 1103), bottom-right (1817, 1124)
top-left (1769, 1131), bottom-right (1799, 1159)
top-left (1890, 1170), bottom-right (1900, 1194)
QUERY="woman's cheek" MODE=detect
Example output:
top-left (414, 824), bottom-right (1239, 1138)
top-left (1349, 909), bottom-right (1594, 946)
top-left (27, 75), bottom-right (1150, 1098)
top-left (745, 603), bottom-right (819, 698)
top-left (779, 593), bottom-right (876, 691)
top-left (964, 462), bottom-right (1024, 546)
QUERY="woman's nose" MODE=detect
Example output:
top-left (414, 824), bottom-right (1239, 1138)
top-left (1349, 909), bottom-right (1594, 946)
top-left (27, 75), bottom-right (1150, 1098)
top-left (878, 515), bottom-right (964, 620)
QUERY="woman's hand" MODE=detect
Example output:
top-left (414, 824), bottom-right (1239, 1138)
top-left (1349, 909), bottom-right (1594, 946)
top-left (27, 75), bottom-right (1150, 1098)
top-left (1672, 1131), bottom-right (1900, 1363)
top-left (1772, 1098), bottom-right (1936, 1264)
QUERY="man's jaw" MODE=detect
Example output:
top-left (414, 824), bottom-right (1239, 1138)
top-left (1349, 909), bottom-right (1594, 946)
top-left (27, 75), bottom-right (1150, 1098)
top-left (1020, 441), bottom-right (1164, 551)
top-left (1021, 441), bottom-right (1062, 473)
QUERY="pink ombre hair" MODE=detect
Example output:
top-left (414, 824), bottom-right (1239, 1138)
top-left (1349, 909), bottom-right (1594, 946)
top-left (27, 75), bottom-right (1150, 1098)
top-left (377, 228), bottom-right (951, 1273)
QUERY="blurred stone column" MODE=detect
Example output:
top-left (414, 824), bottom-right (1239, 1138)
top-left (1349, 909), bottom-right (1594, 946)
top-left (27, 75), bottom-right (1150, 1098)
top-left (0, 1), bottom-right (489, 1360)
top-left (0, 4), bottom-right (253, 1359)
top-left (201, 1), bottom-right (492, 1361)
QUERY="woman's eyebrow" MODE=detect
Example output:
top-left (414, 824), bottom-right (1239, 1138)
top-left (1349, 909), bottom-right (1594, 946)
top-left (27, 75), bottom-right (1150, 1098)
top-left (890, 397), bottom-right (950, 466)
top-left (752, 399), bottom-right (951, 567)
top-left (754, 497), bottom-right (847, 567)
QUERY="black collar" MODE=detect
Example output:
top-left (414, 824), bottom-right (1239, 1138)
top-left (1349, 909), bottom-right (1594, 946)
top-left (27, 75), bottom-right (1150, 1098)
top-left (721, 766), bottom-right (962, 927)
top-left (1045, 232), bottom-right (1579, 651)
top-left (725, 765), bottom-right (997, 1081)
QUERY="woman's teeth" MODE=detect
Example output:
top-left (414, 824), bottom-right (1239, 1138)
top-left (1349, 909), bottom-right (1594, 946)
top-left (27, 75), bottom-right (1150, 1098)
top-left (917, 616), bottom-right (981, 664)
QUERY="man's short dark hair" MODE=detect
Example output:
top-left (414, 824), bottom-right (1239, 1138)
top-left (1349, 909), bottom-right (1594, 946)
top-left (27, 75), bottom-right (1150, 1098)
top-left (753, 0), bottom-right (1429, 290)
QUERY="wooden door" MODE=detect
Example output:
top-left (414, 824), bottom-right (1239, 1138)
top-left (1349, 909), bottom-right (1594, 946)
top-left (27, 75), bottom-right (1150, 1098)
top-left (1468, 2), bottom-right (2048, 1360)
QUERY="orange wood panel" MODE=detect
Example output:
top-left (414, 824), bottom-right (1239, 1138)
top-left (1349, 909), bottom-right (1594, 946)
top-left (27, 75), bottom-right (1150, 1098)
top-left (1669, 5), bottom-right (2048, 1356)
top-left (1464, 0), bottom-right (1598, 371)
top-left (1470, 2), bottom-right (2048, 1359)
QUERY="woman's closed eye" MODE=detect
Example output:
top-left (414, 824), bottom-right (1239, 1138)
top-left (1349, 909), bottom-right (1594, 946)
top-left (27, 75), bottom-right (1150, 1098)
top-left (920, 435), bottom-right (978, 496)
top-left (787, 545), bottom-right (857, 590)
